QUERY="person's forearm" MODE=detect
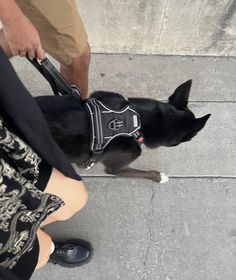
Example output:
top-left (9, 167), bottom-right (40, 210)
top-left (0, 0), bottom-right (45, 59)
top-left (0, 0), bottom-right (24, 24)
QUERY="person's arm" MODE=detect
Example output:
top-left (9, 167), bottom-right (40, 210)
top-left (0, 0), bottom-right (45, 59)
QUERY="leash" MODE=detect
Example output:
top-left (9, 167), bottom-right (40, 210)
top-left (26, 56), bottom-right (81, 97)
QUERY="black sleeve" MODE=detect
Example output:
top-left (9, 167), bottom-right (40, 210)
top-left (0, 47), bottom-right (81, 181)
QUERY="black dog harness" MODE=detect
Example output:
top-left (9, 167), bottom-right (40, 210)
top-left (86, 98), bottom-right (142, 153)
top-left (27, 57), bottom-right (143, 169)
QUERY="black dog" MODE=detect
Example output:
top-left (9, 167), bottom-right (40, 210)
top-left (36, 80), bottom-right (210, 183)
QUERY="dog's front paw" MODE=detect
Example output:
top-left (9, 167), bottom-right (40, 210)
top-left (160, 173), bottom-right (169, 184)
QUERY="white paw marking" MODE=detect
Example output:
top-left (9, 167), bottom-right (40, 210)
top-left (160, 173), bottom-right (169, 184)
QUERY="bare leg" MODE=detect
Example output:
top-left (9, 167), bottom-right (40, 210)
top-left (35, 167), bottom-right (88, 270)
top-left (35, 229), bottom-right (52, 269)
top-left (40, 168), bottom-right (88, 227)
top-left (60, 43), bottom-right (91, 99)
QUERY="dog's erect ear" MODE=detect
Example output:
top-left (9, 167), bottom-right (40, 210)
top-left (183, 114), bottom-right (210, 142)
top-left (191, 114), bottom-right (211, 133)
top-left (169, 80), bottom-right (192, 110)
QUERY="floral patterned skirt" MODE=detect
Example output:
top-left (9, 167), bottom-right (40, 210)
top-left (0, 115), bottom-right (65, 279)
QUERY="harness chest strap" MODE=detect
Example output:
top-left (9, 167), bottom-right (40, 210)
top-left (85, 98), bottom-right (143, 154)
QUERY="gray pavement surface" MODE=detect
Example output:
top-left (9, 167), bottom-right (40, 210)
top-left (12, 54), bottom-right (236, 101)
top-left (78, 0), bottom-right (236, 56)
top-left (31, 178), bottom-right (236, 280)
top-left (10, 52), bottom-right (236, 280)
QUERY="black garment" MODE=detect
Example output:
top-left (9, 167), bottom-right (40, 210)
top-left (0, 48), bottom-right (81, 279)
top-left (0, 266), bottom-right (21, 280)
top-left (0, 48), bottom-right (80, 182)
top-left (0, 116), bottom-right (63, 279)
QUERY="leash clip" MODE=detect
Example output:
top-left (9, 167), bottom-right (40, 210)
top-left (71, 85), bottom-right (81, 96)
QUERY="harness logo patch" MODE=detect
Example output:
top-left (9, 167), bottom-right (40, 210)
top-left (108, 119), bottom-right (124, 131)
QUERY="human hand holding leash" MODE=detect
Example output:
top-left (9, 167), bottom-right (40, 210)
top-left (3, 14), bottom-right (45, 59)
top-left (0, 0), bottom-right (45, 59)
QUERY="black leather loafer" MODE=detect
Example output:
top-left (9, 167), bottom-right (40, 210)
top-left (49, 239), bottom-right (93, 267)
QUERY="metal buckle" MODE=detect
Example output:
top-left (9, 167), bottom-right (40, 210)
top-left (71, 85), bottom-right (81, 96)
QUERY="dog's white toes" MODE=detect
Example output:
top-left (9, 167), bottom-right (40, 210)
top-left (160, 173), bottom-right (169, 184)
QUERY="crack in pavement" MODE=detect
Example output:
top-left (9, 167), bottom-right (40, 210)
top-left (142, 183), bottom-right (155, 279)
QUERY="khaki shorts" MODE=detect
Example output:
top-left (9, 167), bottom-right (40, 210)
top-left (16, 0), bottom-right (88, 65)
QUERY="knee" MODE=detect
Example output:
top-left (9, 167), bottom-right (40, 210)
top-left (73, 181), bottom-right (88, 212)
top-left (80, 43), bottom-right (91, 65)
top-left (56, 180), bottom-right (88, 221)
top-left (70, 43), bottom-right (91, 70)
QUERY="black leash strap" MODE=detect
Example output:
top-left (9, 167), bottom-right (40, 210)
top-left (26, 56), bottom-right (81, 97)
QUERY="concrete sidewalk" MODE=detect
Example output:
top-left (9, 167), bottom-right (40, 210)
top-left (11, 53), bottom-right (236, 280)
top-left (78, 0), bottom-right (236, 56)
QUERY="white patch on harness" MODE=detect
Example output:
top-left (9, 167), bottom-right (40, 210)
top-left (133, 115), bottom-right (138, 127)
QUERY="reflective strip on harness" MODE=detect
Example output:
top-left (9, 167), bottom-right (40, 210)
top-left (85, 98), bottom-right (142, 152)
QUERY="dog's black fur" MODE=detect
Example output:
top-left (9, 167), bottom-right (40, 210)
top-left (36, 80), bottom-right (210, 183)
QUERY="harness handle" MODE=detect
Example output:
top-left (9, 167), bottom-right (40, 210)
top-left (26, 56), bottom-right (81, 97)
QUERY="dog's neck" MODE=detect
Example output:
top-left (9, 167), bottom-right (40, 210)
top-left (128, 97), bottom-right (184, 148)
top-left (128, 97), bottom-right (164, 127)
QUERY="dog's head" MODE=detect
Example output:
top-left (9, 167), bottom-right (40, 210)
top-left (140, 80), bottom-right (211, 148)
